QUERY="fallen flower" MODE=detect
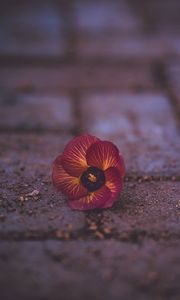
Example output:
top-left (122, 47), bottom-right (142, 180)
top-left (52, 134), bottom-right (125, 211)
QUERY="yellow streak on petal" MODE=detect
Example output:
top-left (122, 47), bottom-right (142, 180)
top-left (103, 159), bottom-right (112, 170)
top-left (71, 177), bottom-right (80, 184)
top-left (79, 157), bottom-right (88, 168)
top-left (102, 148), bottom-right (115, 170)
top-left (106, 181), bottom-right (116, 193)
top-left (85, 193), bottom-right (95, 204)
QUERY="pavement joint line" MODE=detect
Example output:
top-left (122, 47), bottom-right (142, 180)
top-left (70, 91), bottom-right (84, 136)
top-left (0, 55), bottom-right (167, 67)
top-left (56, 0), bottom-right (78, 60)
top-left (152, 60), bottom-right (180, 131)
top-left (0, 231), bottom-right (179, 244)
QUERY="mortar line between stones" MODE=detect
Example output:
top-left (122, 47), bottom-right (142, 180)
top-left (0, 56), bottom-right (160, 67)
top-left (0, 231), bottom-right (179, 244)
top-left (152, 60), bottom-right (180, 131)
top-left (56, 0), bottom-right (78, 62)
top-left (70, 90), bottom-right (84, 136)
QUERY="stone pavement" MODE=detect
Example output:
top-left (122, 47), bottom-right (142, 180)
top-left (0, 1), bottom-right (180, 300)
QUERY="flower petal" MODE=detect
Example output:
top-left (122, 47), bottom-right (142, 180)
top-left (52, 155), bottom-right (88, 199)
top-left (101, 167), bottom-right (123, 208)
top-left (61, 134), bottom-right (100, 177)
top-left (68, 186), bottom-right (111, 211)
top-left (116, 154), bottom-right (126, 178)
top-left (86, 140), bottom-right (121, 171)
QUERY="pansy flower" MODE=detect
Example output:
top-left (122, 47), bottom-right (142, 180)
top-left (52, 134), bottom-right (125, 210)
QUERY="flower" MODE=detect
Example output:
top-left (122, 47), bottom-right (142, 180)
top-left (52, 134), bottom-right (125, 211)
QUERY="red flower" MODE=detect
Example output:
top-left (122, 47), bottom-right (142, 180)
top-left (52, 134), bottom-right (125, 211)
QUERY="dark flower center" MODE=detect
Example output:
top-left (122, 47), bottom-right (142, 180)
top-left (81, 167), bottom-right (105, 192)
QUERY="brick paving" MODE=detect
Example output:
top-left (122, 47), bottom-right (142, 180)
top-left (0, 1), bottom-right (180, 300)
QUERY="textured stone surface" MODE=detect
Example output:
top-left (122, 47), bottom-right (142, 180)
top-left (101, 181), bottom-right (180, 241)
top-left (0, 134), bottom-right (85, 237)
top-left (0, 93), bottom-right (75, 131)
top-left (0, 134), bottom-right (179, 240)
top-left (0, 240), bottom-right (179, 300)
top-left (81, 92), bottom-right (180, 176)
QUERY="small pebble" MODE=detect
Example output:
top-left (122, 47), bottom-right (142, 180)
top-left (27, 189), bottom-right (40, 197)
top-left (89, 222), bottom-right (98, 231)
top-left (94, 231), bottom-right (104, 239)
top-left (19, 196), bottom-right (25, 202)
top-left (103, 227), bottom-right (112, 234)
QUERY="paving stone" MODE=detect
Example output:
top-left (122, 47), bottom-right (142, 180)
top-left (0, 134), bottom-right (179, 239)
top-left (0, 64), bottom-right (155, 92)
top-left (100, 181), bottom-right (180, 241)
top-left (77, 34), bottom-right (180, 60)
top-left (81, 92), bottom-right (180, 177)
top-left (0, 134), bottom-right (85, 237)
top-left (0, 1), bottom-right (65, 56)
top-left (0, 239), bottom-right (179, 300)
top-left (166, 61), bottom-right (180, 113)
top-left (74, 0), bottom-right (142, 34)
top-left (0, 93), bottom-right (75, 131)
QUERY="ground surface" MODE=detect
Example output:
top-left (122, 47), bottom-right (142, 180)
top-left (0, 1), bottom-right (180, 300)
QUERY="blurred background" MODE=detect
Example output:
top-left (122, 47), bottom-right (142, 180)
top-left (0, 0), bottom-right (180, 135)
